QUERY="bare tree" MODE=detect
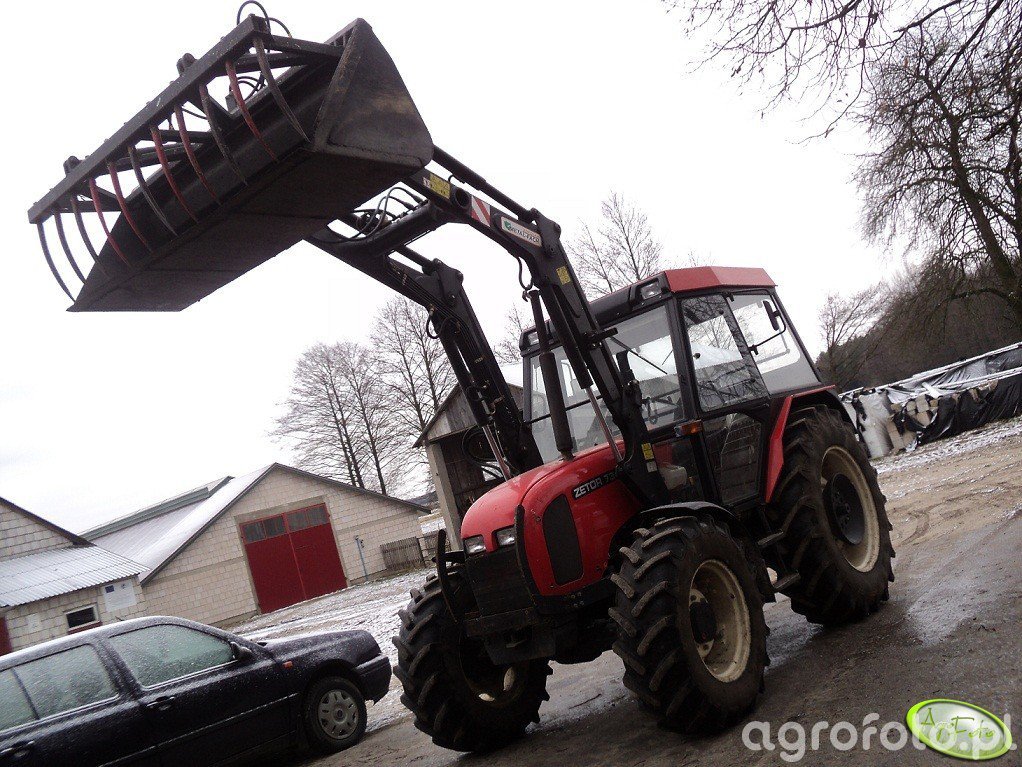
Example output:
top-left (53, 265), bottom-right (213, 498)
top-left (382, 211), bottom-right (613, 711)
top-left (857, 30), bottom-right (1022, 329)
top-left (495, 302), bottom-right (531, 365)
top-left (568, 192), bottom-right (666, 296)
top-left (817, 287), bottom-right (887, 388)
top-left (272, 342), bottom-right (411, 496)
top-left (371, 298), bottom-right (456, 434)
top-left (673, 0), bottom-right (1021, 129)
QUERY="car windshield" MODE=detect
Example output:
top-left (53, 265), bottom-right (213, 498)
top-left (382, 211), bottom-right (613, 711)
top-left (527, 305), bottom-right (683, 462)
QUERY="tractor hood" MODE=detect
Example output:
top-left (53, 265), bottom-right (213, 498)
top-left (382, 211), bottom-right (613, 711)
top-left (460, 441), bottom-right (632, 554)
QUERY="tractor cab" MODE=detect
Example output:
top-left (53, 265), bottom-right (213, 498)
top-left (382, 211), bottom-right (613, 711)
top-left (519, 266), bottom-right (821, 509)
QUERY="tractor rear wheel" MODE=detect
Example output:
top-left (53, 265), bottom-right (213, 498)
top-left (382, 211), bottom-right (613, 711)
top-left (393, 572), bottom-right (551, 752)
top-left (610, 515), bottom-right (768, 733)
top-left (767, 406), bottom-right (894, 625)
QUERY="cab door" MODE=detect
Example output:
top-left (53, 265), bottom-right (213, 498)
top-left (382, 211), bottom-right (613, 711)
top-left (679, 293), bottom-right (772, 507)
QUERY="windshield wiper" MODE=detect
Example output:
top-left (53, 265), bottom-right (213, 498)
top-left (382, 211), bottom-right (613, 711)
top-left (607, 336), bottom-right (671, 376)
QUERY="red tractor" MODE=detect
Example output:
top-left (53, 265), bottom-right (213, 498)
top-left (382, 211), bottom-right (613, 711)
top-left (28, 12), bottom-right (893, 752)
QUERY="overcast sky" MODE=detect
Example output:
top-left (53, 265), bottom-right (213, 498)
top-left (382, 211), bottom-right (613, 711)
top-left (0, 0), bottom-right (886, 532)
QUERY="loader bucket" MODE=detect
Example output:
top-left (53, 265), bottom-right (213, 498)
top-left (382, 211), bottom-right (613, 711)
top-left (27, 16), bottom-right (432, 311)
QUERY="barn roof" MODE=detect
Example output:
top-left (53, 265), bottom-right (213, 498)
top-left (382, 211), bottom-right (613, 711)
top-left (415, 382), bottom-right (525, 448)
top-left (85, 463), bottom-right (427, 583)
top-left (0, 545), bottom-right (141, 608)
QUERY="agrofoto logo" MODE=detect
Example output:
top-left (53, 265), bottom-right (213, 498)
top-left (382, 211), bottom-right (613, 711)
top-left (906, 699), bottom-right (1013, 761)
top-left (742, 701), bottom-right (1014, 762)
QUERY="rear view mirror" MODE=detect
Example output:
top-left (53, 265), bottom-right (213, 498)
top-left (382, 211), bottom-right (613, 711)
top-left (763, 300), bottom-right (782, 331)
top-left (230, 641), bottom-right (254, 662)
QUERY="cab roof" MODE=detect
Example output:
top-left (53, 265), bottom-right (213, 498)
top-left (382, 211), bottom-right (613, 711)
top-left (519, 266), bottom-right (776, 351)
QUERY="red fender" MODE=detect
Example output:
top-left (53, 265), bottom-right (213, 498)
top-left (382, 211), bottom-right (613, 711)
top-left (764, 386), bottom-right (838, 503)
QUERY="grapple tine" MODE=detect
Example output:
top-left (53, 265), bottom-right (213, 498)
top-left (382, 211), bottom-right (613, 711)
top-left (70, 196), bottom-right (109, 278)
top-left (253, 37), bottom-right (309, 142)
top-left (173, 105), bottom-right (220, 203)
top-left (128, 145), bottom-right (178, 235)
top-left (89, 178), bottom-right (131, 267)
top-left (106, 161), bottom-right (154, 253)
top-left (225, 57), bottom-right (277, 160)
top-left (53, 212), bottom-right (87, 284)
top-left (36, 222), bottom-right (73, 300)
top-left (149, 126), bottom-right (199, 222)
top-left (198, 83), bottom-right (247, 185)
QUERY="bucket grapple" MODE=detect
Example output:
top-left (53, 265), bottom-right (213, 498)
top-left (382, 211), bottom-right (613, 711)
top-left (28, 16), bottom-right (431, 311)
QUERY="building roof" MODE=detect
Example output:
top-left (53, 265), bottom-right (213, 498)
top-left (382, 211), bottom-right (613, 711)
top-left (0, 545), bottom-right (142, 608)
top-left (0, 495), bottom-right (90, 547)
top-left (415, 383), bottom-right (525, 447)
top-left (86, 463), bottom-right (427, 584)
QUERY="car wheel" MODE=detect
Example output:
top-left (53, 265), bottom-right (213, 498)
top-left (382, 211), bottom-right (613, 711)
top-left (303, 676), bottom-right (367, 753)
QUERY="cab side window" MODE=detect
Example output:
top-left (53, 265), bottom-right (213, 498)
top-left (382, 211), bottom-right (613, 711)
top-left (682, 295), bottom-right (768, 411)
top-left (728, 293), bottom-right (819, 393)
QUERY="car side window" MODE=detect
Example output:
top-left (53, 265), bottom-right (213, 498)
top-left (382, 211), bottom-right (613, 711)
top-left (0, 669), bottom-right (36, 732)
top-left (682, 295), bottom-right (768, 411)
top-left (110, 625), bottom-right (234, 687)
top-left (14, 645), bottom-right (117, 719)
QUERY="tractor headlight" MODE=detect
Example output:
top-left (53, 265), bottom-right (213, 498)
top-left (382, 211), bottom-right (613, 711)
top-left (464, 535), bottom-right (486, 556)
top-left (494, 526), bottom-right (517, 548)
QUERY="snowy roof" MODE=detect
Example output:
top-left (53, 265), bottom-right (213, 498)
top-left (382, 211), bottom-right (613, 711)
top-left (0, 545), bottom-right (142, 608)
top-left (86, 463), bottom-right (427, 583)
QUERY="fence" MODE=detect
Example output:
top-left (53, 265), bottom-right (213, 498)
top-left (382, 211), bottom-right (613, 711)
top-left (376, 533), bottom-right (449, 578)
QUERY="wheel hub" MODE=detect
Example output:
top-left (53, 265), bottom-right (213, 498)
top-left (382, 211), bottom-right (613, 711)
top-left (690, 599), bottom-right (718, 645)
top-left (824, 472), bottom-right (866, 545)
top-left (318, 689), bottom-right (358, 740)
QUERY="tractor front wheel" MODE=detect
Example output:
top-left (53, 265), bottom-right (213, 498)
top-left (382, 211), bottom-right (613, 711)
top-left (610, 515), bottom-right (768, 733)
top-left (393, 572), bottom-right (551, 752)
top-left (767, 406), bottom-right (895, 625)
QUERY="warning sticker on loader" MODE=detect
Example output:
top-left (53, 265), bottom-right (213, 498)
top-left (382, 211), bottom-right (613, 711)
top-left (423, 172), bottom-right (451, 199)
top-left (500, 217), bottom-right (542, 248)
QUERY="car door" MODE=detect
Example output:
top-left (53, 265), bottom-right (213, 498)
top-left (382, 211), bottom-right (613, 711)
top-left (107, 622), bottom-right (290, 766)
top-left (0, 645), bottom-right (159, 767)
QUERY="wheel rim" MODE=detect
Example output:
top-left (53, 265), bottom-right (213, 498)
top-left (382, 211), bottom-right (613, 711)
top-left (317, 688), bottom-right (360, 740)
top-left (689, 559), bottom-right (751, 683)
top-left (459, 638), bottom-right (527, 705)
top-left (821, 446), bottom-right (880, 572)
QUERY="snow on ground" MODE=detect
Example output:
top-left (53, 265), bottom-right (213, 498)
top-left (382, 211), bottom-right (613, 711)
top-left (419, 511), bottom-right (444, 536)
top-left (230, 568), bottom-right (431, 731)
top-left (874, 414), bottom-right (1022, 475)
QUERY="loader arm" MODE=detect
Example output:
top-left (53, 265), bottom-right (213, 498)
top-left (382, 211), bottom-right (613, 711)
top-left (309, 148), bottom-right (670, 507)
top-left (305, 227), bottom-right (543, 477)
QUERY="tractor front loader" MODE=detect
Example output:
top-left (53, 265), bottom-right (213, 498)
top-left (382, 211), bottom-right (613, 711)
top-left (28, 11), bottom-right (894, 753)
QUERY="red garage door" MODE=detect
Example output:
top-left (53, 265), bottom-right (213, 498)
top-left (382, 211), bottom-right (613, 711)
top-left (240, 505), bottom-right (347, 614)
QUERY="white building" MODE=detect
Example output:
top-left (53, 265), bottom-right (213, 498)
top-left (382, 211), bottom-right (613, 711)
top-left (0, 497), bottom-right (146, 654)
top-left (86, 463), bottom-right (426, 627)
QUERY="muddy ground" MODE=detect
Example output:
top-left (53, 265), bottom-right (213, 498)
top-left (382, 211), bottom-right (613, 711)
top-left (292, 418), bottom-right (1022, 766)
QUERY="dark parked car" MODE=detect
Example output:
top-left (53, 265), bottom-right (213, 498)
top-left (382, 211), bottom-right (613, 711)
top-left (0, 616), bottom-right (390, 766)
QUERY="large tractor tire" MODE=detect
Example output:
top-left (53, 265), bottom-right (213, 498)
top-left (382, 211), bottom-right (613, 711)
top-left (610, 515), bottom-right (768, 733)
top-left (393, 572), bottom-right (552, 752)
top-left (767, 406), bottom-right (895, 625)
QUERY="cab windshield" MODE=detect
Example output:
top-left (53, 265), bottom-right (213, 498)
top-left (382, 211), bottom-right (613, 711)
top-left (526, 305), bottom-right (684, 462)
